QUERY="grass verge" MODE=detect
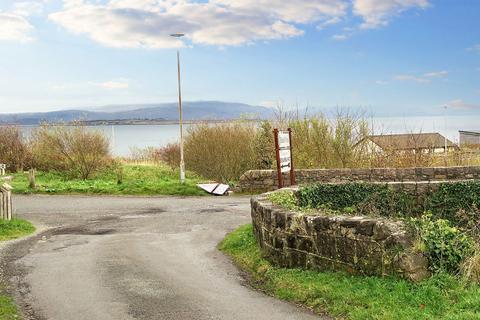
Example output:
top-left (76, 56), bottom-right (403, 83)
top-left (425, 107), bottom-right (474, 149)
top-left (218, 224), bottom-right (480, 320)
top-left (11, 164), bottom-right (207, 196)
top-left (0, 218), bottom-right (36, 319)
top-left (0, 219), bottom-right (35, 241)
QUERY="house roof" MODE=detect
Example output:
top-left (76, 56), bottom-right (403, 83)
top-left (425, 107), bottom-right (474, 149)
top-left (459, 130), bottom-right (480, 136)
top-left (365, 133), bottom-right (457, 151)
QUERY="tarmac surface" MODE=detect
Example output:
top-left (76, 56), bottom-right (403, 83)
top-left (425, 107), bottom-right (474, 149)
top-left (1, 195), bottom-right (322, 320)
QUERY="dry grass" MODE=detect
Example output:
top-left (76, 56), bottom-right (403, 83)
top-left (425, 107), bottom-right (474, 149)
top-left (462, 249), bottom-right (480, 284)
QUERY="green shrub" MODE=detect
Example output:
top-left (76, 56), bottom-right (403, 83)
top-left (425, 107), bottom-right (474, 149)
top-left (411, 214), bottom-right (474, 274)
top-left (298, 183), bottom-right (416, 218)
top-left (425, 181), bottom-right (480, 225)
top-left (267, 190), bottom-right (299, 211)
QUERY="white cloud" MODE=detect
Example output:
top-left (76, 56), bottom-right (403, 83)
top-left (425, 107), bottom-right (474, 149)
top-left (448, 99), bottom-right (480, 110)
top-left (466, 44), bottom-right (480, 53)
top-left (39, 0), bottom-right (433, 48)
top-left (394, 70), bottom-right (448, 84)
top-left (0, 12), bottom-right (34, 42)
top-left (375, 80), bottom-right (388, 85)
top-left (90, 80), bottom-right (130, 90)
top-left (0, 0), bottom-right (50, 42)
top-left (213, 0), bottom-right (348, 24)
top-left (353, 0), bottom-right (430, 29)
top-left (12, 1), bottom-right (45, 16)
top-left (423, 70), bottom-right (448, 78)
top-left (49, 0), bottom-right (350, 48)
top-left (394, 74), bottom-right (430, 83)
top-left (332, 34), bottom-right (348, 41)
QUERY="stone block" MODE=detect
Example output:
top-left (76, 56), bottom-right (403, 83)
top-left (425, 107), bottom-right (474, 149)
top-left (356, 219), bottom-right (376, 236)
top-left (433, 167), bottom-right (447, 180)
top-left (296, 236), bottom-right (313, 252)
top-left (312, 216), bottom-right (331, 232)
top-left (274, 211), bottom-right (286, 229)
top-left (286, 234), bottom-right (296, 249)
top-left (420, 167), bottom-right (434, 180)
top-left (336, 238), bottom-right (357, 265)
top-left (314, 233), bottom-right (337, 259)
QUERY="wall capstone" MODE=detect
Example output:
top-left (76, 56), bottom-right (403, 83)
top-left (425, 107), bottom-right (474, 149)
top-left (237, 166), bottom-right (480, 193)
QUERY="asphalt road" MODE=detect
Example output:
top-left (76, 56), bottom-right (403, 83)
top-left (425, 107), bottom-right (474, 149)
top-left (1, 195), bottom-right (322, 320)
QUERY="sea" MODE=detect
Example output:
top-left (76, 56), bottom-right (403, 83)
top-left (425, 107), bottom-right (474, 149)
top-left (16, 115), bottom-right (479, 157)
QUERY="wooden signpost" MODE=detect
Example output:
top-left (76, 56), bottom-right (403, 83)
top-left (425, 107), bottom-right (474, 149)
top-left (274, 128), bottom-right (296, 188)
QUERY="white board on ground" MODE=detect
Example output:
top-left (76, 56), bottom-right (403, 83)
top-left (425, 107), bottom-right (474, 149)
top-left (197, 183), bottom-right (218, 193)
top-left (197, 183), bottom-right (230, 196)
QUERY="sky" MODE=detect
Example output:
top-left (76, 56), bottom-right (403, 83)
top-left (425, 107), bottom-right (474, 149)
top-left (0, 0), bottom-right (479, 116)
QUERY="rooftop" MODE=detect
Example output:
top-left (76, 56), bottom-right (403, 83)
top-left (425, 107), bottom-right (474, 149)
top-left (365, 133), bottom-right (457, 151)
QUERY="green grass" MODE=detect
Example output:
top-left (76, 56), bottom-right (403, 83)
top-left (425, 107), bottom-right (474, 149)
top-left (10, 164), bottom-right (207, 196)
top-left (219, 224), bottom-right (480, 320)
top-left (0, 219), bottom-right (35, 241)
top-left (0, 218), bottom-right (36, 319)
top-left (0, 295), bottom-right (19, 320)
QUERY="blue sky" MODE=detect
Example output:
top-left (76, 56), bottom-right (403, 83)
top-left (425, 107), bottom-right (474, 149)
top-left (0, 0), bottom-right (479, 116)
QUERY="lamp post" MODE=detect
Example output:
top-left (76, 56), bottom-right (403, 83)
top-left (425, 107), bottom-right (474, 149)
top-left (170, 33), bottom-right (186, 183)
top-left (444, 105), bottom-right (448, 165)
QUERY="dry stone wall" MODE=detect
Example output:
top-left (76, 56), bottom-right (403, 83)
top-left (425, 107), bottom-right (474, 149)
top-left (238, 166), bottom-right (480, 192)
top-left (251, 191), bottom-right (430, 282)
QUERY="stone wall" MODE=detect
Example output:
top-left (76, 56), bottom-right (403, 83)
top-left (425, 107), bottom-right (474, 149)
top-left (251, 191), bottom-right (430, 282)
top-left (238, 166), bottom-right (480, 192)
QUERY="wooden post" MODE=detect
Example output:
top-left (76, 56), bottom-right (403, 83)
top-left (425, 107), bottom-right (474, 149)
top-left (28, 169), bottom-right (36, 189)
top-left (273, 129), bottom-right (283, 189)
top-left (288, 128), bottom-right (296, 186)
top-left (0, 184), bottom-right (12, 221)
top-left (0, 187), bottom-right (3, 220)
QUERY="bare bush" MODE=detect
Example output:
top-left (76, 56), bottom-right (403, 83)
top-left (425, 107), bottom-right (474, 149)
top-left (255, 110), bottom-right (371, 169)
top-left (127, 146), bottom-right (163, 164)
top-left (184, 122), bottom-right (257, 182)
top-left (0, 126), bottom-right (32, 172)
top-left (31, 124), bottom-right (111, 179)
top-left (158, 143), bottom-right (180, 169)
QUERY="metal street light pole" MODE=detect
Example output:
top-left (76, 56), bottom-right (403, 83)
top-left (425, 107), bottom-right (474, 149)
top-left (444, 105), bottom-right (448, 166)
top-left (170, 33), bottom-right (186, 183)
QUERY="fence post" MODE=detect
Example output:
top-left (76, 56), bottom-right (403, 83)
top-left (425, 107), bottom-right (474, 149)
top-left (0, 183), bottom-right (12, 221)
top-left (28, 169), bottom-right (36, 189)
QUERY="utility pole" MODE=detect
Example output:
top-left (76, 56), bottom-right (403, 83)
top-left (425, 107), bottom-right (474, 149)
top-left (444, 105), bottom-right (448, 166)
top-left (171, 33), bottom-right (186, 183)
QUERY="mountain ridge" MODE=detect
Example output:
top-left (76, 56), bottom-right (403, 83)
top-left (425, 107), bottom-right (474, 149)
top-left (0, 101), bottom-right (274, 125)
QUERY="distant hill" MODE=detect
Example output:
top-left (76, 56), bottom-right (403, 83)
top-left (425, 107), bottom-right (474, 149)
top-left (0, 101), bottom-right (274, 125)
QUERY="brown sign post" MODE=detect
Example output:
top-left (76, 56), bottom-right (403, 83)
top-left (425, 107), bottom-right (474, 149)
top-left (274, 128), bottom-right (296, 188)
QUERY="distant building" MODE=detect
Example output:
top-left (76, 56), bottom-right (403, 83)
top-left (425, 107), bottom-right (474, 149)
top-left (459, 130), bottom-right (480, 147)
top-left (358, 133), bottom-right (458, 154)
